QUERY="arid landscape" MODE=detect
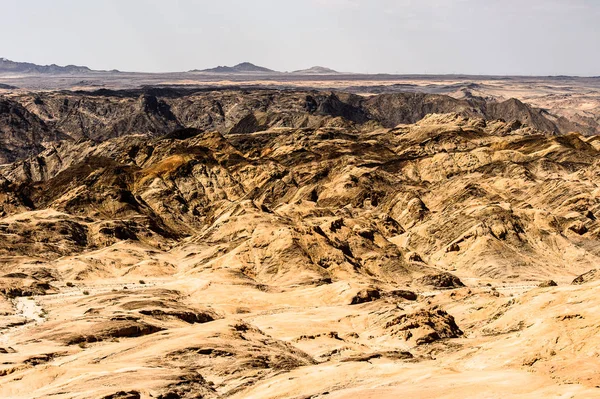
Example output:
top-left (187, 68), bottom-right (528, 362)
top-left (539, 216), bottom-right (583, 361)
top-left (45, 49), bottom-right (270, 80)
top-left (0, 60), bottom-right (600, 398)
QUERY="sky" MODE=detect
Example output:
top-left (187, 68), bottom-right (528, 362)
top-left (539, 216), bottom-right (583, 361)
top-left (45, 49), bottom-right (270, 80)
top-left (1, 0), bottom-right (599, 75)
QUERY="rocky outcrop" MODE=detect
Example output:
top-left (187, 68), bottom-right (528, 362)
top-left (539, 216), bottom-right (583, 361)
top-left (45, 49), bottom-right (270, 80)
top-left (572, 269), bottom-right (600, 285)
top-left (49, 318), bottom-right (164, 345)
top-left (350, 288), bottom-right (381, 305)
top-left (415, 273), bottom-right (465, 289)
top-left (384, 307), bottom-right (463, 345)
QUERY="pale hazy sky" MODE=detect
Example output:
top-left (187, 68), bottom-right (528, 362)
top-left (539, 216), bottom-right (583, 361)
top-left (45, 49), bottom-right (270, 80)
top-left (2, 0), bottom-right (599, 75)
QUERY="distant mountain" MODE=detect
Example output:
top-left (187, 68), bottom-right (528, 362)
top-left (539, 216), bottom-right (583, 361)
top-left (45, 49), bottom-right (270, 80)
top-left (291, 66), bottom-right (339, 75)
top-left (0, 58), bottom-right (92, 74)
top-left (190, 62), bottom-right (276, 74)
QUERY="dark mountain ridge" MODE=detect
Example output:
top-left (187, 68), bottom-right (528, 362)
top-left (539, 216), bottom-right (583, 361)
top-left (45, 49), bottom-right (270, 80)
top-left (0, 88), bottom-right (578, 164)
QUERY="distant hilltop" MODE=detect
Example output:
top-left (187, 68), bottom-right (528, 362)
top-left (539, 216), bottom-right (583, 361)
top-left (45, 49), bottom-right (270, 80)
top-left (291, 66), bottom-right (339, 74)
top-left (190, 62), bottom-right (275, 74)
top-left (0, 57), bottom-right (93, 74)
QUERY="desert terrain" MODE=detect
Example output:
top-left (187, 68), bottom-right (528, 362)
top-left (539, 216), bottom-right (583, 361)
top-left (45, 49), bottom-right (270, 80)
top-left (1, 71), bottom-right (600, 398)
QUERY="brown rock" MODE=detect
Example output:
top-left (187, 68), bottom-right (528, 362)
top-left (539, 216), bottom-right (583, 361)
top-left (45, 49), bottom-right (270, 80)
top-left (415, 272), bottom-right (465, 289)
top-left (350, 288), bottom-right (381, 305)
